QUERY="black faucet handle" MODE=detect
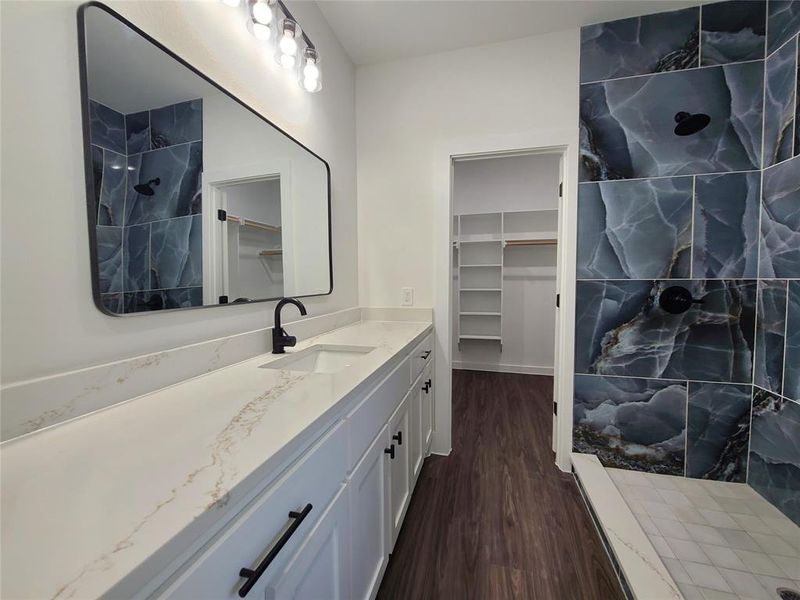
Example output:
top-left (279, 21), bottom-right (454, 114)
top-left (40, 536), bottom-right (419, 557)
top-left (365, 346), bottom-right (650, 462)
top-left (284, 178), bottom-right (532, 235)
top-left (283, 333), bottom-right (297, 348)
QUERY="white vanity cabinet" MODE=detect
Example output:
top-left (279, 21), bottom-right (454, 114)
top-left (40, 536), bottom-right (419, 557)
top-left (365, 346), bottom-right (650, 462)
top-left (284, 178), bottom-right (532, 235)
top-left (387, 392), bottom-right (411, 548)
top-left (150, 328), bottom-right (434, 600)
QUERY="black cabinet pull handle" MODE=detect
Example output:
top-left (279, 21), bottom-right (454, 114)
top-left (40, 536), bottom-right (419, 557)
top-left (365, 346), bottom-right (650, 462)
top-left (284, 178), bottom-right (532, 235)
top-left (384, 444), bottom-right (395, 459)
top-left (425, 378), bottom-right (432, 387)
top-left (422, 383), bottom-right (430, 393)
top-left (238, 503), bottom-right (313, 597)
top-left (423, 379), bottom-right (432, 393)
top-left (393, 431), bottom-right (403, 445)
top-left (420, 350), bottom-right (431, 359)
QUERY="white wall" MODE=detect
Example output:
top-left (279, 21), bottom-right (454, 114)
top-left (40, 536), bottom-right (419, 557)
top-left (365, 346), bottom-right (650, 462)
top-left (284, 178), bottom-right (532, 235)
top-left (356, 31), bottom-right (580, 308)
top-left (452, 154), bottom-right (560, 374)
top-left (0, 0), bottom-right (357, 384)
top-left (356, 31), bottom-right (580, 456)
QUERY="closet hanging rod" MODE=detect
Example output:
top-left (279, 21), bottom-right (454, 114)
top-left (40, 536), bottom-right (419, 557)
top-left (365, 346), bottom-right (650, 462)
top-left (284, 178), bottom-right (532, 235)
top-left (259, 249), bottom-right (283, 256)
top-left (227, 214), bottom-right (282, 233)
top-left (504, 239), bottom-right (557, 246)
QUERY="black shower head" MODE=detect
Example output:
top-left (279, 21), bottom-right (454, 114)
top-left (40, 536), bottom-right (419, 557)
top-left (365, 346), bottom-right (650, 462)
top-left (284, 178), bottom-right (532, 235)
top-left (134, 177), bottom-right (160, 196)
top-left (674, 111), bottom-right (711, 136)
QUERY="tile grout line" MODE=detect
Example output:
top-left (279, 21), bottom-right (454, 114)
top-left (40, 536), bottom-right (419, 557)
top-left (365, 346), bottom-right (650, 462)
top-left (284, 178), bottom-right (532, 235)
top-left (579, 169), bottom-right (761, 186)
top-left (579, 58), bottom-right (764, 87)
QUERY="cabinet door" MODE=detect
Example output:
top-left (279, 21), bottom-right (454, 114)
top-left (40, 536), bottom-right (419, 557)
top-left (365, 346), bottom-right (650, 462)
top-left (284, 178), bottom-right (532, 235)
top-left (387, 392), bottom-right (411, 548)
top-left (421, 364), bottom-right (434, 454)
top-left (348, 425), bottom-right (390, 600)
top-left (409, 378), bottom-right (423, 484)
top-left (265, 484), bottom-right (350, 600)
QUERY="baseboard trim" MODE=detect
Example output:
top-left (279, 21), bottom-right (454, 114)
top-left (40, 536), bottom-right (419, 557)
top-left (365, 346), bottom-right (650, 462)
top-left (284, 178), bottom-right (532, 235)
top-left (452, 361), bottom-right (554, 376)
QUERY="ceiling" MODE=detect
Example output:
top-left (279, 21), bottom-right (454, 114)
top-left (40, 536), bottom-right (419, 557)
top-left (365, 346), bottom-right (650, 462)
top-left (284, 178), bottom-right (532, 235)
top-left (315, 0), bottom-right (702, 66)
top-left (85, 5), bottom-right (218, 114)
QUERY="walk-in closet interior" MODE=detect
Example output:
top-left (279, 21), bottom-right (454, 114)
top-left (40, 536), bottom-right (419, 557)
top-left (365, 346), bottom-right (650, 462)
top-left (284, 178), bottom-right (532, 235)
top-left (452, 153), bottom-right (561, 376)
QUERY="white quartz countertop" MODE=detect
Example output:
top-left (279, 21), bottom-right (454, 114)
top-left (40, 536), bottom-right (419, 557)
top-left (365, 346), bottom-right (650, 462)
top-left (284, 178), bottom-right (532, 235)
top-left (0, 319), bottom-right (432, 600)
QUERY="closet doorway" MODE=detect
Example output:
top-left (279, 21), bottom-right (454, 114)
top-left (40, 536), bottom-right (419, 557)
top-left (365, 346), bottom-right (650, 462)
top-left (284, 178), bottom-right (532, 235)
top-left (450, 151), bottom-right (563, 453)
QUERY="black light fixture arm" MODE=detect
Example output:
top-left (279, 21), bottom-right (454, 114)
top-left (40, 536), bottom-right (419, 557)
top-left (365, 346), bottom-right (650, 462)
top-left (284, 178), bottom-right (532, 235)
top-left (274, 0), bottom-right (315, 49)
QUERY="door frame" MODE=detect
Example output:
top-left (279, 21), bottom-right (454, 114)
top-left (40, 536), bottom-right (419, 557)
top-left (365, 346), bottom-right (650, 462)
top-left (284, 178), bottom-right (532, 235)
top-left (432, 127), bottom-right (578, 472)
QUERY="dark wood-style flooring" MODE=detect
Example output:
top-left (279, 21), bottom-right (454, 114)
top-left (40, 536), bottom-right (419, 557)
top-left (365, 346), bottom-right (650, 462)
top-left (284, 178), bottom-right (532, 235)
top-left (376, 370), bottom-right (623, 600)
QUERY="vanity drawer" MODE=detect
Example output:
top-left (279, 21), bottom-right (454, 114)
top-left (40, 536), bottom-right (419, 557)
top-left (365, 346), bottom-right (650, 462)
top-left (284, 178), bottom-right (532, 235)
top-left (346, 356), bottom-right (410, 472)
top-left (411, 333), bottom-right (433, 377)
top-left (157, 422), bottom-right (347, 600)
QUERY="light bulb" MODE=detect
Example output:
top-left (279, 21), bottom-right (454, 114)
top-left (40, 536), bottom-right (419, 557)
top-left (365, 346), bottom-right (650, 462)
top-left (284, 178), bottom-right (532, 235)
top-left (302, 76), bottom-right (319, 92)
top-left (303, 61), bottom-right (319, 80)
top-left (279, 53), bottom-right (296, 69)
top-left (252, 21), bottom-right (270, 40)
top-left (222, 0), bottom-right (240, 7)
top-left (251, 0), bottom-right (272, 25)
top-left (279, 33), bottom-right (297, 56)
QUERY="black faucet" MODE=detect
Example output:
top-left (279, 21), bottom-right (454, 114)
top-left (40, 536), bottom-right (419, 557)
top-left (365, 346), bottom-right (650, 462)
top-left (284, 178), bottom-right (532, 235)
top-left (272, 298), bottom-right (307, 354)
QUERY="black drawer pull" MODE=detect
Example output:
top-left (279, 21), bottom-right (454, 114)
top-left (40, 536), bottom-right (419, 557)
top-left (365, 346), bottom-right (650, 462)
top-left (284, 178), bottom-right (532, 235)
top-left (423, 379), bottom-right (432, 393)
top-left (425, 378), bottom-right (432, 387)
top-left (385, 444), bottom-right (395, 459)
top-left (420, 350), bottom-right (431, 360)
top-left (393, 431), bottom-right (403, 445)
top-left (238, 503), bottom-right (313, 597)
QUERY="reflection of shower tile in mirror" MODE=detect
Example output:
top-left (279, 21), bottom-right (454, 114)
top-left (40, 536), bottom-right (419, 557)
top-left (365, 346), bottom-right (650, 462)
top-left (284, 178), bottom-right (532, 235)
top-left (95, 226), bottom-right (123, 294)
top-left (123, 287), bottom-right (202, 313)
top-left (573, 374), bottom-right (687, 475)
top-left (754, 280), bottom-right (788, 395)
top-left (579, 61), bottom-right (764, 181)
top-left (150, 215), bottom-right (203, 290)
top-left (692, 171), bottom-right (760, 279)
top-left (767, 0), bottom-right (800, 55)
top-left (579, 7), bottom-right (699, 83)
top-left (88, 100), bottom-right (126, 155)
top-left (125, 110), bottom-right (150, 155)
top-left (784, 282), bottom-right (800, 401)
top-left (575, 279), bottom-right (757, 382)
top-left (686, 382), bottom-right (751, 482)
top-left (92, 146), bottom-right (127, 227)
top-left (123, 223), bottom-right (151, 293)
top-left (748, 389), bottom-right (800, 525)
top-left (126, 142), bottom-right (202, 225)
top-left (763, 39), bottom-right (797, 167)
top-left (699, 0), bottom-right (766, 66)
top-left (150, 99), bottom-right (202, 149)
top-left (100, 293), bottom-right (123, 314)
top-left (759, 155), bottom-right (800, 278)
top-left (577, 177), bottom-right (692, 279)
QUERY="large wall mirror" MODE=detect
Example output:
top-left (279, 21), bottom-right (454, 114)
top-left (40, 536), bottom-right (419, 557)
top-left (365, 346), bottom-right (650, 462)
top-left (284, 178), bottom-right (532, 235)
top-left (78, 2), bottom-right (332, 315)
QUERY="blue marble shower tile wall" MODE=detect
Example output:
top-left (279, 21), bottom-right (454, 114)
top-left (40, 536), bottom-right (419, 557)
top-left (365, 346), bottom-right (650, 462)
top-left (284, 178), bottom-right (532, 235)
top-left (88, 99), bottom-right (204, 313)
top-left (575, 0), bottom-right (800, 525)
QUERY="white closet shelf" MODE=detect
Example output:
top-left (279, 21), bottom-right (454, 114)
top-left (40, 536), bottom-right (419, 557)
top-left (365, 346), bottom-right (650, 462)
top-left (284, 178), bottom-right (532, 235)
top-left (459, 335), bottom-right (502, 341)
top-left (460, 311), bottom-right (501, 316)
top-left (460, 288), bottom-right (501, 292)
top-left (458, 235), bottom-right (503, 243)
top-left (460, 263), bottom-right (502, 268)
top-left (503, 231), bottom-right (558, 242)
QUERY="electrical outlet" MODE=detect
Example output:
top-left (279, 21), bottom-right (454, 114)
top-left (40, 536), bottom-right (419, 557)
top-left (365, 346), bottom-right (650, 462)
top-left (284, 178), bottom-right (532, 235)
top-left (401, 287), bottom-right (414, 306)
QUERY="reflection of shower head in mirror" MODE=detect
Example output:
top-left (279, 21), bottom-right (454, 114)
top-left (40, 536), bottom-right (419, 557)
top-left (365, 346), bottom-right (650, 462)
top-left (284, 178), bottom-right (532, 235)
top-left (134, 177), bottom-right (160, 196)
top-left (674, 112), bottom-right (711, 136)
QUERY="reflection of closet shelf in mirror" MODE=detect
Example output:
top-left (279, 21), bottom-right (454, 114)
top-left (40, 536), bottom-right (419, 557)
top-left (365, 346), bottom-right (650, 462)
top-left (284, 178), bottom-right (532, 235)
top-left (460, 311), bottom-right (501, 316)
top-left (460, 288), bottom-right (501, 292)
top-left (227, 214), bottom-right (282, 233)
top-left (258, 249), bottom-right (283, 257)
top-left (459, 335), bottom-right (502, 341)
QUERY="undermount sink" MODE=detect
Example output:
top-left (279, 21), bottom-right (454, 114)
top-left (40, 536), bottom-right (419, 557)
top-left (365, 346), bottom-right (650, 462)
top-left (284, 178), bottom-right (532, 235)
top-left (260, 344), bottom-right (376, 374)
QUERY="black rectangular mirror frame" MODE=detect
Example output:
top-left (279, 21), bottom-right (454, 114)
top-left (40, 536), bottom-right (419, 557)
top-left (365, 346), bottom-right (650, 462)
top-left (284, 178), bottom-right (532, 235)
top-left (77, 1), bottom-right (333, 317)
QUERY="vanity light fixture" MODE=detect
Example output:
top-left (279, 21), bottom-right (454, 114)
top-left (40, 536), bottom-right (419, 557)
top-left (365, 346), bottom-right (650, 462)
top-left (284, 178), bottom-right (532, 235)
top-left (222, 0), bottom-right (322, 93)
top-left (277, 19), bottom-right (299, 69)
top-left (301, 47), bottom-right (321, 93)
top-left (251, 0), bottom-right (274, 25)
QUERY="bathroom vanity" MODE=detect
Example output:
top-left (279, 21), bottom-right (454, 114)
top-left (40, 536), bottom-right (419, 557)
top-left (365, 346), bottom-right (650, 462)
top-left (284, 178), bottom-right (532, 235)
top-left (1, 318), bottom-right (435, 599)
